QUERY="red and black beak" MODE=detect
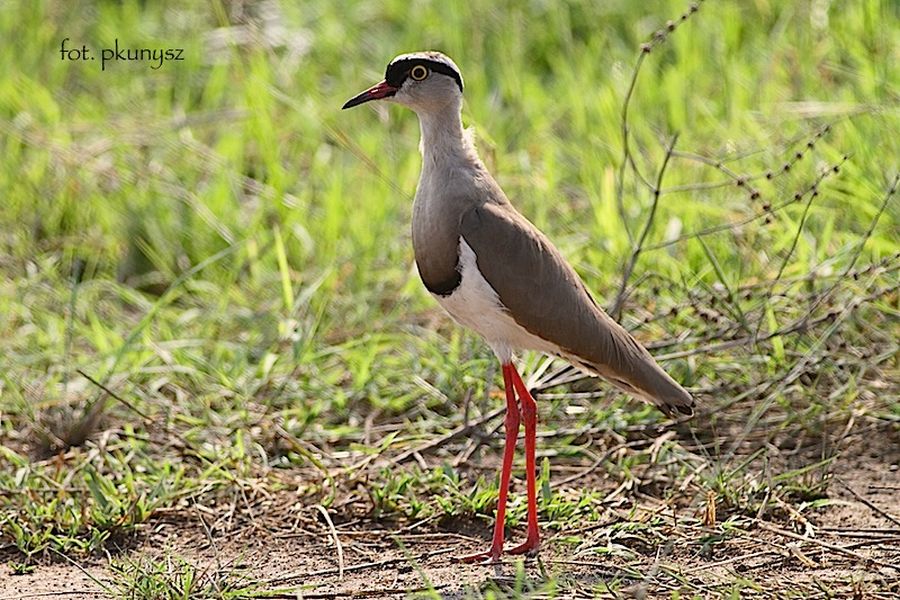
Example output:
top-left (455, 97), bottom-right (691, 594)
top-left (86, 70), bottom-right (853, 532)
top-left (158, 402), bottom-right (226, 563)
top-left (341, 80), bottom-right (398, 109)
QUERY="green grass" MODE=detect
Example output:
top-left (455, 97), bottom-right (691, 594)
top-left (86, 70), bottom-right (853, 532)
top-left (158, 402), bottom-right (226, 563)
top-left (1, 0), bottom-right (898, 596)
top-left (110, 554), bottom-right (260, 600)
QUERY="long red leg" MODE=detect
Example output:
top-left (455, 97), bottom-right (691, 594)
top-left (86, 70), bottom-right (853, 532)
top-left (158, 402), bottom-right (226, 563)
top-left (459, 363), bottom-right (520, 563)
top-left (508, 365), bottom-right (540, 555)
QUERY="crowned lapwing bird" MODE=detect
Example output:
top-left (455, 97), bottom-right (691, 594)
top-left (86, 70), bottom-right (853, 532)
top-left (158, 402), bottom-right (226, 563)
top-left (343, 51), bottom-right (694, 563)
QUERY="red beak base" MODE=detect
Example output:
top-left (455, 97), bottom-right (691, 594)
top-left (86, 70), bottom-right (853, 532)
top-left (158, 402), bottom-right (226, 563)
top-left (342, 80), bottom-right (398, 109)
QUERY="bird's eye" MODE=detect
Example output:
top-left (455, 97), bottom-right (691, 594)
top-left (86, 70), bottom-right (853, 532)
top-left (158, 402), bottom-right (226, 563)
top-left (409, 65), bottom-right (429, 81)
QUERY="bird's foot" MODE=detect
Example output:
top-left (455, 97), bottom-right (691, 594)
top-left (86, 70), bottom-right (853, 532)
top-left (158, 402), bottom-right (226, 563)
top-left (508, 536), bottom-right (540, 556)
top-left (457, 547), bottom-right (502, 564)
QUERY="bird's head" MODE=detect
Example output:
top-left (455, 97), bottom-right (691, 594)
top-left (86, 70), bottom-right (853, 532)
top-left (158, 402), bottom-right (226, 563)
top-left (342, 51), bottom-right (464, 114)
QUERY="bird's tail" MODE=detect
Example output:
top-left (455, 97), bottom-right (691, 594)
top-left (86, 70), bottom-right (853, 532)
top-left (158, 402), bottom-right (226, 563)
top-left (607, 368), bottom-right (694, 418)
top-left (575, 320), bottom-right (695, 418)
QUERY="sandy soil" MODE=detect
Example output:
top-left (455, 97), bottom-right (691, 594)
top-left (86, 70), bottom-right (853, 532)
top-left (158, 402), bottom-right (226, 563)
top-left (2, 431), bottom-right (898, 599)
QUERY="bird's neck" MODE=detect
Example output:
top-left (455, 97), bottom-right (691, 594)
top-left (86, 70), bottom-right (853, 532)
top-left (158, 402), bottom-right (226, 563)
top-left (417, 104), bottom-right (476, 168)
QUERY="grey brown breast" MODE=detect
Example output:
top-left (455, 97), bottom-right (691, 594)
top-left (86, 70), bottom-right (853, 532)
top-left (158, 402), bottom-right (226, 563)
top-left (411, 187), bottom-right (464, 297)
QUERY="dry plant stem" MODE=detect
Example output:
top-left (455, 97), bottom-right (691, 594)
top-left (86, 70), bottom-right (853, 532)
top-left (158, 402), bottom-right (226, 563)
top-left (835, 477), bottom-right (900, 528)
top-left (755, 520), bottom-right (900, 572)
top-left (654, 268), bottom-right (895, 362)
top-left (615, 1), bottom-right (706, 246)
top-left (664, 121), bottom-right (833, 195)
top-left (616, 50), bottom-right (645, 245)
top-left (723, 280), bottom-right (889, 462)
top-left (804, 172), bottom-right (899, 316)
top-left (47, 548), bottom-right (114, 596)
top-left (76, 369), bottom-right (153, 424)
top-left (0, 592), bottom-right (103, 600)
top-left (391, 405), bottom-right (506, 465)
top-left (275, 425), bottom-right (336, 501)
top-left (644, 279), bottom-right (897, 358)
top-left (611, 134), bottom-right (679, 319)
top-left (552, 440), bottom-right (646, 487)
top-left (749, 158), bottom-right (856, 341)
top-left (610, 143), bottom-right (849, 336)
top-left (645, 155), bottom-right (849, 253)
top-left (250, 584), bottom-right (451, 600)
top-left (315, 504), bottom-right (345, 580)
top-left (260, 548), bottom-right (456, 585)
top-left (634, 255), bottom-right (898, 335)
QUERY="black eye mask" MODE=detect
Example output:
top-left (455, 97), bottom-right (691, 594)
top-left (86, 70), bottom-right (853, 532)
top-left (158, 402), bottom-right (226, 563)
top-left (385, 58), bottom-right (464, 92)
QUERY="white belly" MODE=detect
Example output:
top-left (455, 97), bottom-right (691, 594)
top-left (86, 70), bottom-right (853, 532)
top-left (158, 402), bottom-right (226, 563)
top-left (434, 238), bottom-right (561, 364)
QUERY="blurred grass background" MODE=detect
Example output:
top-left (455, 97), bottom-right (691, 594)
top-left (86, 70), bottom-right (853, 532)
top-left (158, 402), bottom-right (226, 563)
top-left (0, 0), bottom-right (897, 591)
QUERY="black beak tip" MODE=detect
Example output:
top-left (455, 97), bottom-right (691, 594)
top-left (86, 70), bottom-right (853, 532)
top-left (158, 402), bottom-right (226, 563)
top-left (341, 94), bottom-right (368, 110)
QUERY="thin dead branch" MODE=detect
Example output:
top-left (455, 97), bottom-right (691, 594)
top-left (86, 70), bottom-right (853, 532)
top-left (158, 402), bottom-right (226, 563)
top-left (611, 134), bottom-right (679, 319)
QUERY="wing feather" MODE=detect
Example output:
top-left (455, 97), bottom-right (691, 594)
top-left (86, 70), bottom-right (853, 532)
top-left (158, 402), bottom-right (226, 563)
top-left (460, 202), bottom-right (693, 416)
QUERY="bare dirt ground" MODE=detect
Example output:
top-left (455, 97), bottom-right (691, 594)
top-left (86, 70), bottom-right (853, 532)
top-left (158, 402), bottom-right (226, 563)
top-left (2, 425), bottom-right (898, 599)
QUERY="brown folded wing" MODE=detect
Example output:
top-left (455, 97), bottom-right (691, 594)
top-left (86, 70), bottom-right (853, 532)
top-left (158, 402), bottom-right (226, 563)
top-left (460, 201), bottom-right (694, 416)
